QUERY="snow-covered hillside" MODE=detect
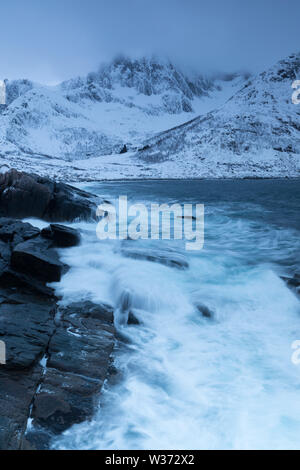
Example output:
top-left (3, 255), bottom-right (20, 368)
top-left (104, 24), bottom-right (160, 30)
top-left (133, 53), bottom-right (300, 178)
top-left (0, 56), bottom-right (244, 169)
top-left (0, 53), bottom-right (298, 180)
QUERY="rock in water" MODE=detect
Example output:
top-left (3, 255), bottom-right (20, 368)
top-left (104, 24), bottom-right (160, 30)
top-left (128, 311), bottom-right (140, 325)
top-left (195, 303), bottom-right (214, 319)
top-left (120, 243), bottom-right (189, 270)
top-left (41, 224), bottom-right (81, 247)
top-left (281, 274), bottom-right (300, 296)
top-left (0, 169), bottom-right (98, 221)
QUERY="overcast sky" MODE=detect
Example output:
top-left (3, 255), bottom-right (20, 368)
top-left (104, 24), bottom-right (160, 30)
top-left (0, 0), bottom-right (299, 84)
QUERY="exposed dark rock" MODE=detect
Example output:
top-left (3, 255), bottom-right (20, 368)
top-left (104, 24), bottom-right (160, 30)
top-left (0, 302), bottom-right (56, 370)
top-left (0, 365), bottom-right (44, 450)
top-left (47, 301), bottom-right (115, 379)
top-left (0, 218), bottom-right (115, 450)
top-left (119, 144), bottom-right (128, 154)
top-left (121, 244), bottom-right (189, 270)
top-left (0, 218), bottom-right (57, 449)
top-left (0, 240), bottom-right (11, 262)
top-left (0, 218), bottom-right (40, 244)
top-left (0, 287), bottom-right (54, 306)
top-left (281, 274), bottom-right (300, 296)
top-left (27, 301), bottom-right (115, 447)
top-left (0, 169), bottom-right (98, 222)
top-left (196, 303), bottom-right (214, 319)
top-left (0, 268), bottom-right (55, 298)
top-left (41, 223), bottom-right (81, 248)
top-left (0, 296), bottom-right (116, 449)
top-left (11, 238), bottom-right (68, 283)
top-left (26, 368), bottom-right (103, 448)
top-left (128, 311), bottom-right (140, 325)
top-left (0, 218), bottom-right (59, 297)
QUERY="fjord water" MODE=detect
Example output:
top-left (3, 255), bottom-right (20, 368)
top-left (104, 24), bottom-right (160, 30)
top-left (54, 180), bottom-right (300, 450)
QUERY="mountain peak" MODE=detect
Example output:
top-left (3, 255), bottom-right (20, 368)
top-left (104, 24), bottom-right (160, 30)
top-left (61, 54), bottom-right (216, 111)
top-left (134, 52), bottom-right (300, 179)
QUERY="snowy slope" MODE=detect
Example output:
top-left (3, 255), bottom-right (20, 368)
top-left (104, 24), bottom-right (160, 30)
top-left (0, 80), bottom-right (123, 161)
top-left (132, 53), bottom-right (300, 178)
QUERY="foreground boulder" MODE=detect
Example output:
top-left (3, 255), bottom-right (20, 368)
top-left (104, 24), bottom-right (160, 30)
top-left (41, 224), bottom-right (81, 248)
top-left (0, 218), bottom-right (60, 294)
top-left (0, 169), bottom-right (98, 221)
top-left (11, 238), bottom-right (68, 283)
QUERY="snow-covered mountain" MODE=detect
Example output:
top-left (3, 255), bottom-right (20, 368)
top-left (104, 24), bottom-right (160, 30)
top-left (1, 53), bottom-right (298, 180)
top-left (62, 55), bottom-right (216, 114)
top-left (133, 53), bottom-right (300, 178)
top-left (0, 56), bottom-right (244, 171)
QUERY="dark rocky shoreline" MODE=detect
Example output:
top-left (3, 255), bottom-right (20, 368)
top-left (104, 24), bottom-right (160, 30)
top-left (0, 169), bottom-right (299, 450)
top-left (0, 170), bottom-right (116, 450)
top-left (0, 169), bottom-right (98, 221)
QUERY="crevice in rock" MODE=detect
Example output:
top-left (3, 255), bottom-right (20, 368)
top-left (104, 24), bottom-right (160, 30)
top-left (20, 311), bottom-right (58, 449)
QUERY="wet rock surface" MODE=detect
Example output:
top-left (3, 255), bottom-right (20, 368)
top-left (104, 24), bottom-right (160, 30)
top-left (26, 301), bottom-right (115, 449)
top-left (128, 310), bottom-right (141, 325)
top-left (0, 219), bottom-right (40, 245)
top-left (0, 169), bottom-right (98, 222)
top-left (120, 242), bottom-right (189, 270)
top-left (41, 224), bottom-right (81, 248)
top-left (281, 274), bottom-right (300, 296)
top-left (11, 238), bottom-right (68, 283)
top-left (0, 365), bottom-right (43, 450)
top-left (0, 215), bottom-right (115, 449)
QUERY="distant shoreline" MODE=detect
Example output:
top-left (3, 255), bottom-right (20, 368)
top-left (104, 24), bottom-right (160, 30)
top-left (72, 176), bottom-right (300, 184)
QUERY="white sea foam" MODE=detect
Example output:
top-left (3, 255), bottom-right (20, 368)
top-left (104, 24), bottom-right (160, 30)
top-left (52, 181), bottom-right (300, 450)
